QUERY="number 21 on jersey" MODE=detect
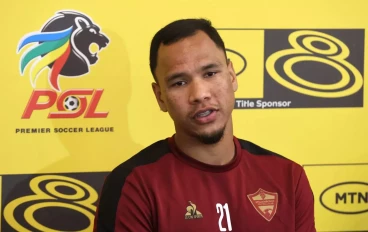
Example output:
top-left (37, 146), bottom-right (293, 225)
top-left (216, 203), bottom-right (232, 231)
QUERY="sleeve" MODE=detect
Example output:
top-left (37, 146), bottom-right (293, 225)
top-left (295, 168), bottom-right (317, 232)
top-left (93, 170), bottom-right (153, 232)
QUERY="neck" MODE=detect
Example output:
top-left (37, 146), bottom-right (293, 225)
top-left (174, 119), bottom-right (235, 166)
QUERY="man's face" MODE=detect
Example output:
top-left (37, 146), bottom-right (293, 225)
top-left (152, 30), bottom-right (238, 144)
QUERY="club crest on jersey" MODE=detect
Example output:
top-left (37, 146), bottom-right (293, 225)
top-left (247, 188), bottom-right (278, 221)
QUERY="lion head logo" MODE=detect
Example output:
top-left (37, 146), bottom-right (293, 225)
top-left (17, 10), bottom-right (110, 91)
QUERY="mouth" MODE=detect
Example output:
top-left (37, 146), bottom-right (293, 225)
top-left (192, 108), bottom-right (218, 124)
top-left (193, 108), bottom-right (218, 119)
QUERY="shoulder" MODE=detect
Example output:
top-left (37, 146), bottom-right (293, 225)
top-left (236, 137), bottom-right (311, 194)
top-left (94, 139), bottom-right (171, 230)
top-left (236, 137), bottom-right (304, 173)
top-left (104, 138), bottom-right (171, 187)
top-left (98, 138), bottom-right (171, 208)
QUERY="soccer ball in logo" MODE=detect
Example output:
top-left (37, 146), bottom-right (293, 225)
top-left (64, 96), bottom-right (80, 111)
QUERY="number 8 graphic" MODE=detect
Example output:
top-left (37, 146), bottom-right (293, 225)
top-left (3, 175), bottom-right (98, 232)
top-left (266, 30), bottom-right (363, 98)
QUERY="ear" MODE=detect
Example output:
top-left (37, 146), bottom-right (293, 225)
top-left (75, 17), bottom-right (89, 29)
top-left (152, 82), bottom-right (168, 112)
top-left (227, 59), bottom-right (238, 92)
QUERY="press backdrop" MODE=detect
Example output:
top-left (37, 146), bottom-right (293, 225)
top-left (1, 0), bottom-right (367, 231)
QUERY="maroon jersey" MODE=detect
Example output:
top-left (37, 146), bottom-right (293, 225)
top-left (94, 136), bottom-right (316, 231)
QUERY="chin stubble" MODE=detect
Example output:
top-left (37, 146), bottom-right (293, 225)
top-left (196, 126), bottom-right (226, 145)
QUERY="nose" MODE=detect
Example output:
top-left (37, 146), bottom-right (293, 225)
top-left (188, 78), bottom-right (211, 104)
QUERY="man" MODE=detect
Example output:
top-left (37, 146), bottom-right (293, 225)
top-left (93, 18), bottom-right (316, 232)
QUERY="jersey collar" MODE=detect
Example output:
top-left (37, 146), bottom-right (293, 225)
top-left (168, 135), bottom-right (242, 173)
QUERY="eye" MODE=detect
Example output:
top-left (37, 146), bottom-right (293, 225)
top-left (205, 72), bottom-right (217, 77)
top-left (172, 81), bottom-right (187, 87)
top-left (89, 28), bottom-right (97, 34)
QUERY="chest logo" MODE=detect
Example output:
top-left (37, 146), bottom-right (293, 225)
top-left (185, 201), bottom-right (203, 219)
top-left (247, 188), bottom-right (278, 221)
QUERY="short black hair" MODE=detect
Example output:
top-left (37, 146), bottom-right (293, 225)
top-left (149, 18), bottom-right (227, 82)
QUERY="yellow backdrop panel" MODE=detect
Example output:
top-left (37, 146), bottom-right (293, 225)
top-left (0, 0), bottom-right (367, 231)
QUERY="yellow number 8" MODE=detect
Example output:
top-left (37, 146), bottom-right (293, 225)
top-left (266, 30), bottom-right (363, 98)
top-left (3, 175), bottom-right (98, 232)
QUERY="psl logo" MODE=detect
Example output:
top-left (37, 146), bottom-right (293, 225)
top-left (17, 10), bottom-right (110, 119)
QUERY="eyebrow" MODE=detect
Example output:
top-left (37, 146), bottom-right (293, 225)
top-left (165, 63), bottom-right (222, 83)
top-left (200, 63), bottom-right (221, 71)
